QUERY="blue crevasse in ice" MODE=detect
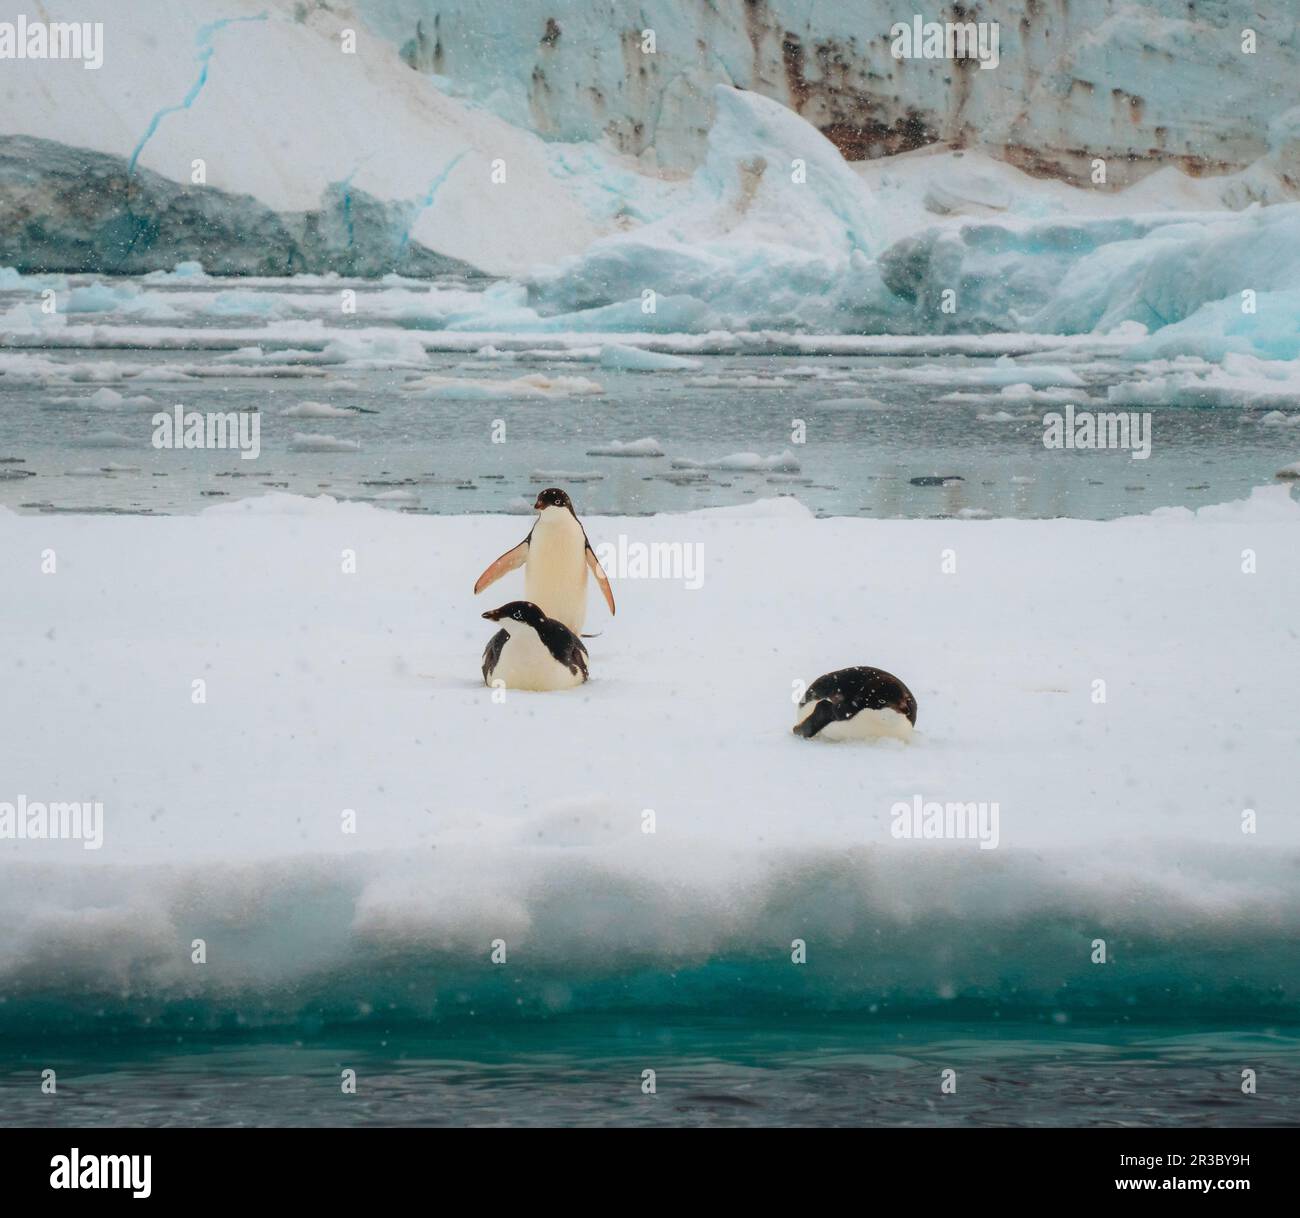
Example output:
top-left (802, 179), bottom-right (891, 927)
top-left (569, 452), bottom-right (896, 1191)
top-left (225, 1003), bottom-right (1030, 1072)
top-left (128, 13), bottom-right (271, 176)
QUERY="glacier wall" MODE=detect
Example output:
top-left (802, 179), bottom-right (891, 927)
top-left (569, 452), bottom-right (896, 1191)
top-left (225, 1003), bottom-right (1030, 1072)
top-left (357, 0), bottom-right (1300, 186)
top-left (0, 0), bottom-right (610, 276)
top-left (1, 0), bottom-right (1297, 350)
top-left (0, 136), bottom-right (474, 277)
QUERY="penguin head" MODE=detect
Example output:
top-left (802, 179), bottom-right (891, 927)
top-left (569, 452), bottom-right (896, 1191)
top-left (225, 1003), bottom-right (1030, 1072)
top-left (483, 600), bottom-right (547, 634)
top-left (533, 487), bottom-right (574, 515)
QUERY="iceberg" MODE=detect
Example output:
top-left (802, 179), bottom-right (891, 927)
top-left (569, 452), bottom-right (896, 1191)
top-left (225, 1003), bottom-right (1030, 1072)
top-left (525, 87), bottom-right (891, 333)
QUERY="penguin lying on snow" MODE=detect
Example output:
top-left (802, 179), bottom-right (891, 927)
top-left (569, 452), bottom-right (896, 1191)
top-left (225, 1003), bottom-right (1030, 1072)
top-left (482, 601), bottom-right (589, 691)
top-left (473, 487), bottom-right (615, 636)
top-left (793, 667), bottom-right (917, 742)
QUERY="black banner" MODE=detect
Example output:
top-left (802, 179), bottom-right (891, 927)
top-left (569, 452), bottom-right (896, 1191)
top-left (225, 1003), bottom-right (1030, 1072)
top-left (1, 1126), bottom-right (1292, 1203)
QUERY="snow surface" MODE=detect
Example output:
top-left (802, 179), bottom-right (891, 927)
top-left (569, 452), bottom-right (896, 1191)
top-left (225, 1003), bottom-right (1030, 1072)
top-left (1, 491), bottom-right (1297, 1017)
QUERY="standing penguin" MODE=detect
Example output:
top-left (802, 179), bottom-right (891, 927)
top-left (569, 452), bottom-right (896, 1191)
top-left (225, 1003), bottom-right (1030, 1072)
top-left (473, 487), bottom-right (615, 636)
top-left (482, 601), bottom-right (589, 691)
top-left (793, 667), bottom-right (918, 742)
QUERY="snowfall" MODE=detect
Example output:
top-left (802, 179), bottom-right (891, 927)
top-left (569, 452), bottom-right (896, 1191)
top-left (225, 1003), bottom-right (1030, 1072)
top-left (2, 0), bottom-right (1300, 1023)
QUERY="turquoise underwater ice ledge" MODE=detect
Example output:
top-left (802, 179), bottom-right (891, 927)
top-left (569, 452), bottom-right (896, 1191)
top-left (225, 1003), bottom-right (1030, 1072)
top-left (1, 842), bottom-right (1297, 1034)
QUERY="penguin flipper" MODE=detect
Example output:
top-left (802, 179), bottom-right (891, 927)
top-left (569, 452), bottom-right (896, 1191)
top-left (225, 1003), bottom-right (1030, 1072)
top-left (474, 540), bottom-right (529, 595)
top-left (482, 628), bottom-right (508, 685)
top-left (585, 544), bottom-right (616, 615)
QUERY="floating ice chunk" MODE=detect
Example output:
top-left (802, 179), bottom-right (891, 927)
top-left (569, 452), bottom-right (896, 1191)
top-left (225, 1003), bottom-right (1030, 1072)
top-left (940, 387), bottom-right (1087, 406)
top-left (598, 345), bottom-right (702, 371)
top-left (84, 387), bottom-right (154, 411)
top-left (999, 383), bottom-right (1083, 402)
top-left (404, 373), bottom-right (604, 400)
top-left (585, 438), bottom-right (665, 457)
top-left (686, 374), bottom-right (793, 389)
top-left (672, 449), bottom-right (801, 472)
top-left (81, 431), bottom-right (135, 448)
top-left (130, 366), bottom-right (199, 383)
top-left (280, 401), bottom-right (359, 418)
top-left (204, 291), bottom-right (286, 318)
top-left (0, 300), bottom-right (68, 334)
top-left (529, 470), bottom-right (606, 482)
top-left (880, 359), bottom-right (1087, 389)
top-left (323, 331), bottom-right (430, 369)
top-left (143, 262), bottom-right (209, 283)
top-left (1110, 354), bottom-right (1300, 409)
top-left (66, 282), bottom-right (136, 313)
top-left (290, 434), bottom-right (362, 453)
top-left (0, 353), bottom-right (67, 383)
top-left (1276, 462), bottom-right (1300, 480)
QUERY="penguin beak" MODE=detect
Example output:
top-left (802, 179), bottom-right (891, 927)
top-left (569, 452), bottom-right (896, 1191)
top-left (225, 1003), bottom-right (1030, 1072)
top-left (482, 609), bottom-right (501, 621)
top-left (533, 497), bottom-right (545, 511)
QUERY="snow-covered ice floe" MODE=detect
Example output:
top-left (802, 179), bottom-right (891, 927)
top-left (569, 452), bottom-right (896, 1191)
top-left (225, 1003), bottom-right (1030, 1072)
top-left (584, 438), bottom-right (665, 457)
top-left (0, 489), bottom-right (1296, 1027)
top-left (671, 450), bottom-right (802, 472)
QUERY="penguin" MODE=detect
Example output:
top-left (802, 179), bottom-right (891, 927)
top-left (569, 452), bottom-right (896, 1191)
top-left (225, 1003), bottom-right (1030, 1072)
top-left (481, 601), bottom-right (589, 692)
top-left (793, 667), bottom-right (918, 742)
top-left (473, 487), bottom-right (615, 636)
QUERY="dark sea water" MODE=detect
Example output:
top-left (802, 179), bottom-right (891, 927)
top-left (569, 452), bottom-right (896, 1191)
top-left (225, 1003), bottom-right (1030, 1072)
top-left (3, 1019), bottom-right (1297, 1127)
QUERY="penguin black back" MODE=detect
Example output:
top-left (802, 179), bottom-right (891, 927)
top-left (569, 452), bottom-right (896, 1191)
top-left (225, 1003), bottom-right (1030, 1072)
top-left (794, 666), bottom-right (917, 739)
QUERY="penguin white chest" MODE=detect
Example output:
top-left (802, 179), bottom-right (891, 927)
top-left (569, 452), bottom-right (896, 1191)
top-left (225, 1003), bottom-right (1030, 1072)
top-left (491, 625), bottom-right (585, 692)
top-left (828, 707), bottom-right (914, 742)
top-left (525, 509), bottom-right (589, 634)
